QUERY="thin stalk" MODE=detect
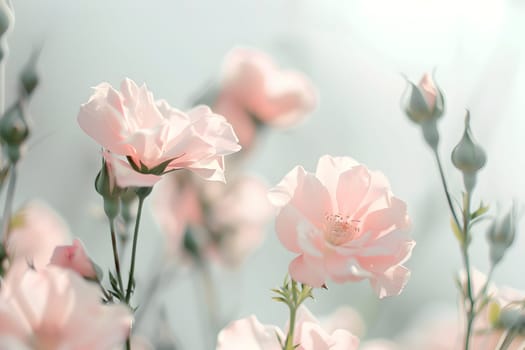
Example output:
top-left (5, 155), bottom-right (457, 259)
top-left (462, 191), bottom-right (475, 350)
top-left (125, 195), bottom-right (146, 303)
top-left (0, 55), bottom-right (5, 115)
top-left (1, 163), bottom-right (17, 241)
top-left (432, 149), bottom-right (461, 229)
top-left (200, 261), bottom-right (220, 332)
top-left (109, 218), bottom-right (125, 295)
top-left (284, 280), bottom-right (298, 350)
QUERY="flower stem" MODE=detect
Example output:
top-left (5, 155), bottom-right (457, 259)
top-left (1, 163), bottom-right (17, 241)
top-left (125, 190), bottom-right (148, 303)
top-left (284, 280), bottom-right (298, 350)
top-left (461, 191), bottom-right (476, 350)
top-left (432, 149), bottom-right (461, 230)
top-left (109, 218), bottom-right (125, 296)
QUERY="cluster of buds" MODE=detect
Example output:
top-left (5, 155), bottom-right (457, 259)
top-left (0, 51), bottom-right (39, 163)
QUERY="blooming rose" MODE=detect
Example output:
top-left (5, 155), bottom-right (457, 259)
top-left (0, 265), bottom-right (132, 349)
top-left (78, 78), bottom-right (241, 185)
top-left (49, 238), bottom-right (97, 279)
top-left (214, 47), bottom-right (317, 148)
top-left (216, 306), bottom-right (359, 350)
top-left (268, 155), bottom-right (414, 298)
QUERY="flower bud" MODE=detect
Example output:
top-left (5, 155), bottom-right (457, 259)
top-left (487, 204), bottom-right (517, 265)
top-left (401, 73), bottom-right (445, 150)
top-left (95, 152), bottom-right (122, 219)
top-left (0, 0), bottom-right (13, 39)
top-left (0, 102), bottom-right (30, 163)
top-left (451, 111), bottom-right (487, 192)
top-left (402, 73), bottom-right (445, 124)
top-left (20, 50), bottom-right (40, 97)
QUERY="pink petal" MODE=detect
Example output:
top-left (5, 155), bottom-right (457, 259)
top-left (289, 255), bottom-right (326, 288)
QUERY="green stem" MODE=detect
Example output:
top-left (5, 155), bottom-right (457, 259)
top-left (1, 163), bottom-right (17, 241)
top-left (462, 191), bottom-right (475, 350)
top-left (125, 194), bottom-right (146, 303)
top-left (109, 218), bottom-right (125, 296)
top-left (432, 149), bottom-right (461, 230)
top-left (126, 337), bottom-right (131, 350)
top-left (284, 280), bottom-right (298, 350)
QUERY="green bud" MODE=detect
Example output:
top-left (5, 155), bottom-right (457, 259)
top-left (95, 157), bottom-right (122, 202)
top-left (0, 102), bottom-right (29, 162)
top-left (451, 111), bottom-right (487, 192)
top-left (20, 50), bottom-right (40, 97)
top-left (0, 0), bottom-right (14, 39)
top-left (402, 73), bottom-right (445, 124)
top-left (487, 204), bottom-right (517, 265)
top-left (401, 73), bottom-right (445, 150)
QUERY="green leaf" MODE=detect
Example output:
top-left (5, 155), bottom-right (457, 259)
top-left (471, 201), bottom-right (489, 220)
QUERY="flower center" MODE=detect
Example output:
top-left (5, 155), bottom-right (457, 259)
top-left (324, 214), bottom-right (360, 246)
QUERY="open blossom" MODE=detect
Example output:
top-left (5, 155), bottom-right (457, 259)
top-left (153, 173), bottom-right (272, 267)
top-left (216, 306), bottom-right (359, 350)
top-left (269, 155), bottom-right (414, 298)
top-left (49, 238), bottom-right (97, 279)
top-left (214, 47), bottom-right (317, 148)
top-left (0, 265), bottom-right (132, 349)
top-left (5, 201), bottom-right (70, 269)
top-left (78, 78), bottom-right (241, 185)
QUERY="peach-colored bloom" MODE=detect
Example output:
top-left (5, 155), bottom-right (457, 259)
top-left (319, 306), bottom-right (365, 338)
top-left (5, 201), bottom-right (70, 269)
top-left (78, 78), bottom-right (241, 185)
top-left (0, 266), bottom-right (132, 349)
top-left (153, 173), bottom-right (272, 267)
top-left (268, 155), bottom-right (414, 298)
top-left (215, 47), bottom-right (317, 148)
top-left (49, 238), bottom-right (97, 279)
top-left (216, 306), bottom-right (359, 350)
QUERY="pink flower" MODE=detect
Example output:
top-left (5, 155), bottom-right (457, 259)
top-left (78, 78), bottom-right (241, 185)
top-left (268, 155), bottom-right (414, 298)
top-left (153, 173), bottom-right (272, 267)
top-left (0, 265), bottom-right (132, 349)
top-left (215, 47), bottom-right (317, 148)
top-left (49, 238), bottom-right (97, 279)
top-left (216, 306), bottom-right (359, 350)
top-left (5, 201), bottom-right (70, 269)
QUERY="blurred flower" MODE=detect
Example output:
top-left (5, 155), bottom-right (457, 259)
top-left (400, 270), bottom-right (525, 350)
top-left (49, 238), bottom-right (97, 279)
top-left (268, 155), bottom-right (414, 298)
top-left (0, 265), bottom-right (132, 349)
top-left (77, 78), bottom-right (241, 185)
top-left (214, 47), bottom-right (317, 148)
top-left (319, 306), bottom-right (365, 338)
top-left (153, 172), bottom-right (272, 268)
top-left (487, 203), bottom-right (517, 265)
top-left (4, 201), bottom-right (70, 269)
top-left (216, 306), bottom-right (359, 350)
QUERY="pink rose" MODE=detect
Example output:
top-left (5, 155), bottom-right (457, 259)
top-left (5, 201), bottom-right (70, 269)
top-left (215, 47), bottom-right (317, 148)
top-left (49, 238), bottom-right (97, 279)
top-left (268, 155), bottom-right (414, 298)
top-left (0, 265), bottom-right (132, 349)
top-left (153, 173), bottom-right (272, 267)
top-left (78, 78), bottom-right (241, 185)
top-left (216, 306), bottom-right (359, 350)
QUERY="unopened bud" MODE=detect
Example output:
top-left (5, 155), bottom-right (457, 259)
top-left (0, 0), bottom-right (13, 39)
top-left (95, 154), bottom-right (123, 219)
top-left (402, 73), bottom-right (445, 124)
top-left (451, 111), bottom-right (486, 192)
top-left (487, 204), bottom-right (517, 265)
top-left (498, 308), bottom-right (525, 333)
top-left (402, 73), bottom-right (445, 150)
top-left (20, 51), bottom-right (40, 97)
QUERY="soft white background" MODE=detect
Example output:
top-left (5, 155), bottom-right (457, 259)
top-left (4, 0), bottom-right (525, 348)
